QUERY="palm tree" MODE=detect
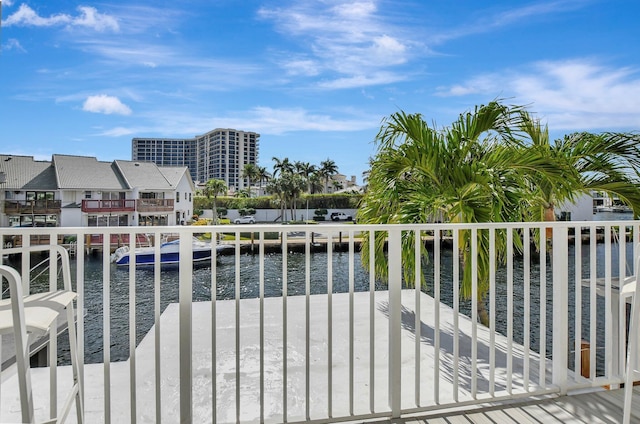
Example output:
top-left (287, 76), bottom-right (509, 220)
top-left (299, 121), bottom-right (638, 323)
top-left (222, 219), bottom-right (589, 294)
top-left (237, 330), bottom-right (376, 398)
top-left (266, 172), bottom-right (306, 221)
top-left (318, 159), bottom-right (338, 193)
top-left (257, 166), bottom-right (271, 196)
top-left (282, 172), bottom-right (306, 221)
top-left (241, 164), bottom-right (260, 195)
top-left (266, 178), bottom-right (286, 222)
top-left (517, 112), bottom-right (640, 230)
top-left (272, 157), bottom-right (294, 177)
top-left (295, 161), bottom-right (316, 193)
top-left (235, 189), bottom-right (251, 198)
top-left (357, 102), bottom-right (564, 323)
top-left (309, 173), bottom-right (324, 194)
top-left (204, 178), bottom-right (228, 224)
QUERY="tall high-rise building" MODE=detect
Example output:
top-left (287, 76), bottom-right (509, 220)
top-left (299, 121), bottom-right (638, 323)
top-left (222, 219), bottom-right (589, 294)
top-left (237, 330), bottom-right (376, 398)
top-left (132, 128), bottom-right (259, 190)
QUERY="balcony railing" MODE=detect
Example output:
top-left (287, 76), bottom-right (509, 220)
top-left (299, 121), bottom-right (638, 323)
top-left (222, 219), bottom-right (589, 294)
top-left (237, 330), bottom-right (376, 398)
top-left (0, 221), bottom-right (638, 423)
top-left (81, 199), bottom-right (136, 213)
top-left (3, 199), bottom-right (61, 214)
top-left (136, 198), bottom-right (174, 212)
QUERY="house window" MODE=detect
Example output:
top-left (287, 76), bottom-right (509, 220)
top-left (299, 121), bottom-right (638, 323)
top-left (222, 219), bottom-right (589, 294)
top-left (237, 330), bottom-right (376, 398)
top-left (88, 214), bottom-right (127, 227)
top-left (189, 193), bottom-right (191, 202)
top-left (85, 191), bottom-right (92, 199)
top-left (139, 214), bottom-right (168, 226)
top-left (177, 192), bottom-right (180, 202)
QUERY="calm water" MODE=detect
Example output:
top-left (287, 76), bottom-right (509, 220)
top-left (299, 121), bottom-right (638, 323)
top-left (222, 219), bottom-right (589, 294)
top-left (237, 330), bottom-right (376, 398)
top-left (25, 234), bottom-right (632, 377)
top-left (62, 251), bottom-right (388, 364)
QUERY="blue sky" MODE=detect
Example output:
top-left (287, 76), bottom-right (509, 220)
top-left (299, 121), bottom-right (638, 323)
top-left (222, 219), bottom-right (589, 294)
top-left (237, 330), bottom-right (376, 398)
top-left (1, 1), bottom-right (639, 182)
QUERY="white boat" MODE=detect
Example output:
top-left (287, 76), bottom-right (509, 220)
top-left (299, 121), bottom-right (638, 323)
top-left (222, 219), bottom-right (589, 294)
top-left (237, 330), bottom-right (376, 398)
top-left (110, 238), bottom-right (221, 267)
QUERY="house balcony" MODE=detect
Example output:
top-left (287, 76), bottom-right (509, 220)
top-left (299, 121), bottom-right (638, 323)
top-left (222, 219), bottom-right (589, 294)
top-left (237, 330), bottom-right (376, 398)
top-left (1, 221), bottom-right (639, 423)
top-left (3, 199), bottom-right (61, 215)
top-left (136, 198), bottom-right (174, 212)
top-left (81, 199), bottom-right (136, 213)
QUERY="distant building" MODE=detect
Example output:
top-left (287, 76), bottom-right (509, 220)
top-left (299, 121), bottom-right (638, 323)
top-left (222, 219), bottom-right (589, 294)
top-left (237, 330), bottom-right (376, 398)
top-left (0, 154), bottom-right (194, 228)
top-left (132, 128), bottom-right (259, 190)
top-left (328, 174), bottom-right (358, 193)
top-left (556, 193), bottom-right (594, 222)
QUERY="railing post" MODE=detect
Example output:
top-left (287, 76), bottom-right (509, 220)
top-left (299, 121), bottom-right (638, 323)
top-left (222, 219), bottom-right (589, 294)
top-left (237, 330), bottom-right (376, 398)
top-left (388, 228), bottom-right (402, 417)
top-left (179, 231), bottom-right (193, 423)
top-left (552, 226), bottom-right (569, 394)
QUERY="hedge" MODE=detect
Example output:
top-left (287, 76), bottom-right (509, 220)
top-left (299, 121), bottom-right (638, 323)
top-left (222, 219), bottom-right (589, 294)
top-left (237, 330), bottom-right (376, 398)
top-left (194, 193), bottom-right (362, 210)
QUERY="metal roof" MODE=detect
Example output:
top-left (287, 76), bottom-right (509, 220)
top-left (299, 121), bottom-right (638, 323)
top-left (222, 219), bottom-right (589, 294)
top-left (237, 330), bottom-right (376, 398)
top-left (0, 154), bottom-right (194, 193)
top-left (0, 155), bottom-right (57, 190)
top-left (158, 166), bottom-right (193, 190)
top-left (53, 155), bottom-right (129, 190)
top-left (114, 160), bottom-right (173, 190)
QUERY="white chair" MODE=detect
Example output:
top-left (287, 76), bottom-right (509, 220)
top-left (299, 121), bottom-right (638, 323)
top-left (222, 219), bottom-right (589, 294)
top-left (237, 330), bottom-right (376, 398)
top-left (0, 244), bottom-right (83, 424)
top-left (623, 244), bottom-right (640, 424)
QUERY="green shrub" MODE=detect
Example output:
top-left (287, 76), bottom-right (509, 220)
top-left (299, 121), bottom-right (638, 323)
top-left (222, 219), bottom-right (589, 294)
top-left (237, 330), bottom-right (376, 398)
top-left (194, 193), bottom-right (362, 211)
top-left (239, 207), bottom-right (256, 216)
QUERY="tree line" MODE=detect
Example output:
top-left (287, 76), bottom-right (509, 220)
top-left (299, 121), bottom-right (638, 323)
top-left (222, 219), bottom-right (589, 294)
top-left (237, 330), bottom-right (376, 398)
top-left (199, 157), bottom-right (350, 222)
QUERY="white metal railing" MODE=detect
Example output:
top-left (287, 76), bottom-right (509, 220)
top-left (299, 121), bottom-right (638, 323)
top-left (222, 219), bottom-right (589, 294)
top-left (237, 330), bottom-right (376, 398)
top-left (0, 221), bottom-right (638, 423)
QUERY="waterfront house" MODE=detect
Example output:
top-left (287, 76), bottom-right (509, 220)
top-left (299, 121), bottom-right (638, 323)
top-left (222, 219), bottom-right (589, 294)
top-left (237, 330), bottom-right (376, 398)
top-left (0, 154), bottom-right (59, 228)
top-left (0, 154), bottom-right (195, 228)
top-left (556, 193), bottom-right (596, 221)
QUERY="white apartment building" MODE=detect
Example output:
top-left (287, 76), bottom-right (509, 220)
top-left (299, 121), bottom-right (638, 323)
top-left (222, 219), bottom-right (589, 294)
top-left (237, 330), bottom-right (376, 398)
top-left (132, 128), bottom-right (259, 190)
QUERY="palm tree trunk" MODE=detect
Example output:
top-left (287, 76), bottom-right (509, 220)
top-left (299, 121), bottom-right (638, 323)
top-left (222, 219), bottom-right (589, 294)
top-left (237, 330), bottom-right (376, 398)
top-left (544, 206), bottom-right (555, 240)
top-left (477, 299), bottom-right (489, 327)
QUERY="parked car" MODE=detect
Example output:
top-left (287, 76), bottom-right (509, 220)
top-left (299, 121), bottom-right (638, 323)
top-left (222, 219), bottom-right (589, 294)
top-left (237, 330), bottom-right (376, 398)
top-left (234, 215), bottom-right (256, 224)
top-left (330, 212), bottom-right (352, 221)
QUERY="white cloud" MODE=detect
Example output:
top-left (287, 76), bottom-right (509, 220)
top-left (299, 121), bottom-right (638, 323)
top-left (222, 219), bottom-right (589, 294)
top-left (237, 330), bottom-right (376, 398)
top-left (100, 127), bottom-right (137, 137)
top-left (259, 1), bottom-right (584, 90)
top-left (370, 35), bottom-right (406, 66)
top-left (429, 1), bottom-right (587, 44)
top-left (83, 95), bottom-right (132, 115)
top-left (331, 1), bottom-right (377, 19)
top-left (223, 106), bottom-right (377, 135)
top-left (437, 59), bottom-right (640, 130)
top-left (259, 1), bottom-right (412, 89)
top-left (113, 106), bottom-right (378, 138)
top-left (318, 72), bottom-right (406, 89)
top-left (3, 4), bottom-right (119, 32)
top-left (3, 4), bottom-right (71, 27)
top-left (282, 58), bottom-right (320, 76)
top-left (3, 38), bottom-right (26, 52)
top-left (73, 6), bottom-right (119, 32)
top-left (3, 0), bottom-right (14, 7)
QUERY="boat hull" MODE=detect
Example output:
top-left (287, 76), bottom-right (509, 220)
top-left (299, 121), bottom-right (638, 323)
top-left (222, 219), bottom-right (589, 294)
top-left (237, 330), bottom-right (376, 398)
top-left (111, 239), bottom-right (215, 267)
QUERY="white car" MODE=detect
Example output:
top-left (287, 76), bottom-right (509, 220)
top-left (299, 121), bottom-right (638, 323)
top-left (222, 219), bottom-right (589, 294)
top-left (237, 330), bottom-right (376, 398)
top-left (234, 215), bottom-right (256, 224)
top-left (330, 212), bottom-right (352, 221)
